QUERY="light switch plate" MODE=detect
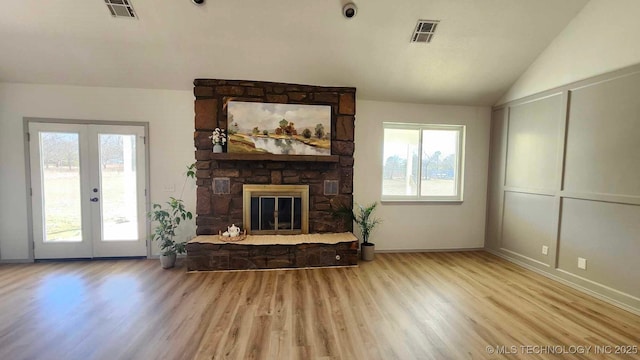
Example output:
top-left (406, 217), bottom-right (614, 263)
top-left (163, 184), bottom-right (175, 192)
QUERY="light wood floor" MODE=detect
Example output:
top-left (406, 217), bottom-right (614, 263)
top-left (0, 252), bottom-right (638, 360)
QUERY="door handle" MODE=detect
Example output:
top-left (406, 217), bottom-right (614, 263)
top-left (90, 197), bottom-right (99, 202)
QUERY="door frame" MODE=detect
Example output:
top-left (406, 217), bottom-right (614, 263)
top-left (23, 117), bottom-right (151, 260)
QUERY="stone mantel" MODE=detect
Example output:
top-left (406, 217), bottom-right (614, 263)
top-left (210, 153), bottom-right (340, 162)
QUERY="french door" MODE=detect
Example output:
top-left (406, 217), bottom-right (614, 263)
top-left (29, 122), bottom-right (147, 259)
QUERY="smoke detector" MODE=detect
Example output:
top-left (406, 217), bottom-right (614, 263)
top-left (105, 0), bottom-right (137, 19)
top-left (411, 20), bottom-right (439, 43)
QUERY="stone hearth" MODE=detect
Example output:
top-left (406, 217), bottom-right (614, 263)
top-left (187, 233), bottom-right (358, 271)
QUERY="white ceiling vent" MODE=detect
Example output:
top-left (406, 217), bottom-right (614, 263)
top-left (411, 20), bottom-right (439, 43)
top-left (105, 0), bottom-right (137, 19)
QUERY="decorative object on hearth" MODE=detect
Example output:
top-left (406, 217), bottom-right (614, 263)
top-left (227, 224), bottom-right (241, 237)
top-left (209, 128), bottom-right (226, 153)
top-left (332, 201), bottom-right (381, 261)
top-left (148, 163), bottom-right (195, 268)
top-left (227, 101), bottom-right (331, 155)
top-left (218, 228), bottom-right (247, 242)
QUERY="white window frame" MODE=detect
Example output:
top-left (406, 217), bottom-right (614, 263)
top-left (381, 122), bottom-right (465, 203)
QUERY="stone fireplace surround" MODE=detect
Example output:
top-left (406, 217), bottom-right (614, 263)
top-left (188, 79), bottom-right (357, 270)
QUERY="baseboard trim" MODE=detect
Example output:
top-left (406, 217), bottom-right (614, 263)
top-left (376, 247), bottom-right (484, 253)
top-left (486, 248), bottom-right (640, 316)
top-left (0, 259), bottom-right (34, 264)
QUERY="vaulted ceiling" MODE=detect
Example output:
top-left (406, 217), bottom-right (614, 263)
top-left (0, 0), bottom-right (588, 105)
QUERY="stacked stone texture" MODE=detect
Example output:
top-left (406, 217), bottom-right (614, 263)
top-left (187, 242), bottom-right (358, 271)
top-left (193, 79), bottom-right (356, 235)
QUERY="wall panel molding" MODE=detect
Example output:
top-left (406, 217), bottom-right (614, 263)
top-left (504, 94), bottom-right (563, 191)
top-left (486, 63), bottom-right (640, 313)
top-left (501, 191), bottom-right (556, 266)
top-left (558, 198), bottom-right (640, 298)
top-left (564, 72), bottom-right (640, 197)
top-left (560, 192), bottom-right (640, 206)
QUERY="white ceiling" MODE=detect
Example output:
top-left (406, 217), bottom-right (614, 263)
top-left (0, 0), bottom-right (588, 105)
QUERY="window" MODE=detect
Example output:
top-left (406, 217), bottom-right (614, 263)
top-left (382, 123), bottom-right (465, 202)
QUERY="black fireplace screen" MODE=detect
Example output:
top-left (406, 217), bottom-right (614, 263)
top-left (250, 196), bottom-right (302, 233)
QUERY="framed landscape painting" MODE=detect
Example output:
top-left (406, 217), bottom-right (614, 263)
top-left (227, 101), bottom-right (331, 155)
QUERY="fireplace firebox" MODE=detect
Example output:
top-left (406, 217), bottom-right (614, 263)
top-left (243, 185), bottom-right (309, 234)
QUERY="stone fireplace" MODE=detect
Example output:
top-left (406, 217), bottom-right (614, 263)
top-left (188, 79), bottom-right (358, 271)
top-left (192, 79), bottom-right (356, 235)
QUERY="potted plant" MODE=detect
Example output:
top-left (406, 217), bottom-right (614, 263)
top-left (333, 202), bottom-right (381, 261)
top-left (148, 164), bottom-right (195, 268)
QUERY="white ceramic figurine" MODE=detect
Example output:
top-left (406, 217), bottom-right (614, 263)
top-left (227, 224), bottom-right (241, 237)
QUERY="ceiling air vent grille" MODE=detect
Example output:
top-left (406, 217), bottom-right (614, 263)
top-left (411, 20), bottom-right (439, 43)
top-left (105, 0), bottom-right (137, 19)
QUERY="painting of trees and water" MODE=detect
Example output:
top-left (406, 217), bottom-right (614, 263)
top-left (227, 101), bottom-right (331, 155)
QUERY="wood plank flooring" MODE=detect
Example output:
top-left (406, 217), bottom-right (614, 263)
top-left (0, 252), bottom-right (638, 360)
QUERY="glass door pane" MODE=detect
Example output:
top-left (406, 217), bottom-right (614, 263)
top-left (40, 132), bottom-right (83, 242)
top-left (260, 197), bottom-right (276, 230)
top-left (277, 197), bottom-right (293, 230)
top-left (31, 122), bottom-right (92, 260)
top-left (90, 125), bottom-right (147, 257)
top-left (98, 134), bottom-right (138, 241)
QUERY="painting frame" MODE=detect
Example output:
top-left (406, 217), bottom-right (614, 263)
top-left (226, 101), bottom-right (332, 156)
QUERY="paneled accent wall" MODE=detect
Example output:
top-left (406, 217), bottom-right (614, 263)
top-left (487, 65), bottom-right (640, 313)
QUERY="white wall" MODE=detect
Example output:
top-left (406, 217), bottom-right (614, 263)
top-left (354, 100), bottom-right (491, 251)
top-left (0, 84), bottom-right (490, 259)
top-left (0, 83), bottom-right (196, 260)
top-left (498, 0), bottom-right (640, 104)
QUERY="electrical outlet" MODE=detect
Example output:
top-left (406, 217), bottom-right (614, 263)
top-left (578, 257), bottom-right (587, 270)
top-left (542, 245), bottom-right (549, 255)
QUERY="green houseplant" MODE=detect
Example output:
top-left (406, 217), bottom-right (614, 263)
top-left (333, 202), bottom-right (381, 261)
top-left (148, 164), bottom-right (195, 268)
